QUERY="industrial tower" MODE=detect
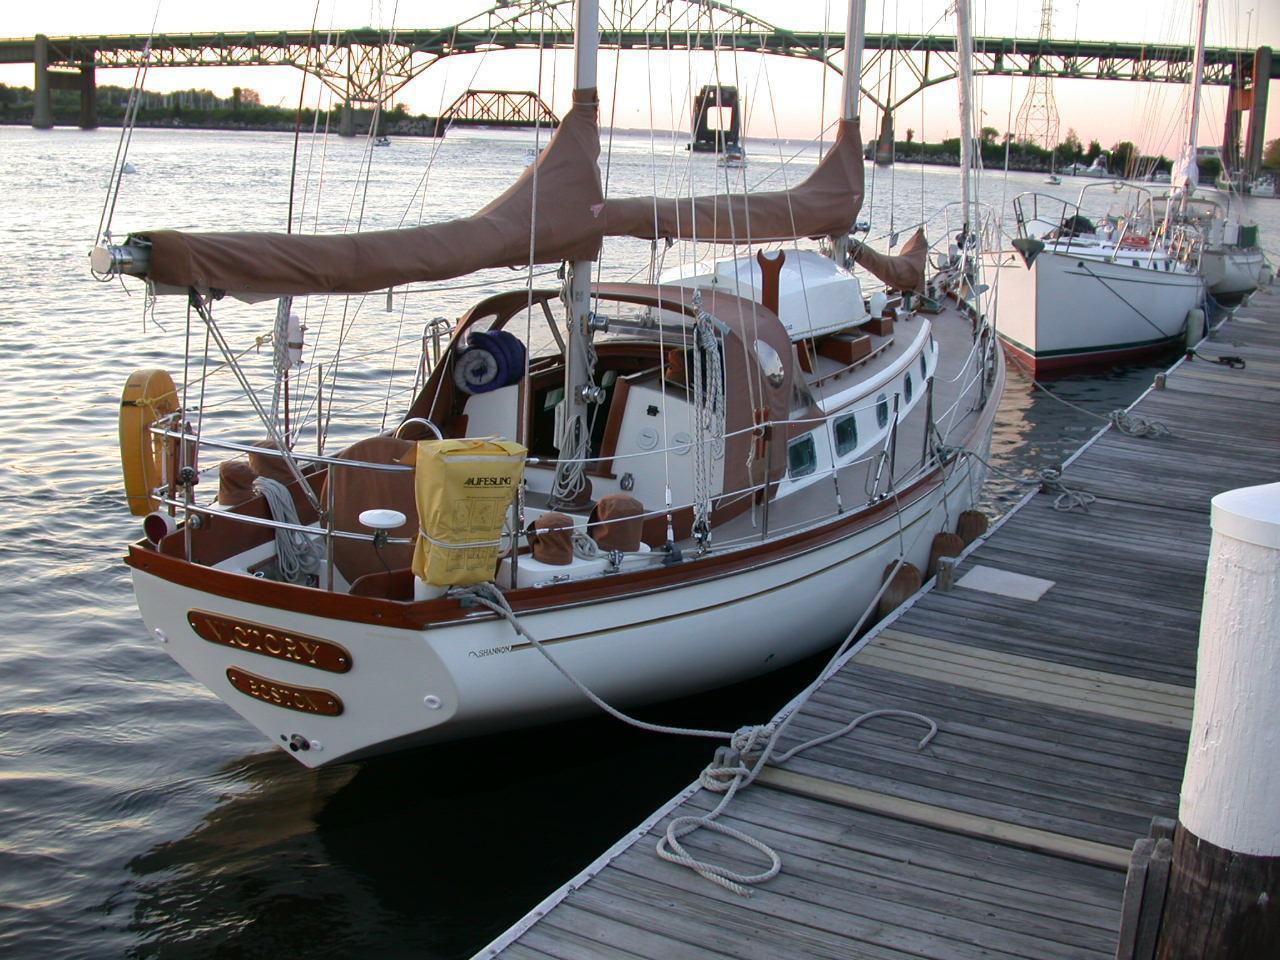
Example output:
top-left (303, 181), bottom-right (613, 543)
top-left (1014, 1), bottom-right (1061, 156)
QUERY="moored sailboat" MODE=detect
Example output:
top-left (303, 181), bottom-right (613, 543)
top-left (89, 0), bottom-right (1003, 767)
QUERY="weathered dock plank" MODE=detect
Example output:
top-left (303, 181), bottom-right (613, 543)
top-left (480, 288), bottom-right (1280, 960)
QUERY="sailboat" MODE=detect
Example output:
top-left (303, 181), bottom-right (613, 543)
top-left (88, 0), bottom-right (1003, 767)
top-left (980, 5), bottom-right (1220, 374)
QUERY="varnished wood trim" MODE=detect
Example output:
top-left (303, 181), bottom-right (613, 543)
top-left (189, 609), bottom-right (353, 673)
top-left (225, 667), bottom-right (344, 716)
top-left (595, 375), bottom-right (631, 476)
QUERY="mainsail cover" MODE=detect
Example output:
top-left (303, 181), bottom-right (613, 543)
top-left (852, 227), bottom-right (928, 292)
top-left (603, 119), bottom-right (864, 243)
top-left (137, 89), bottom-right (605, 299)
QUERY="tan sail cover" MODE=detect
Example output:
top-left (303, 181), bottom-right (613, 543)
top-left (137, 89), bottom-right (604, 299)
top-left (852, 227), bottom-right (928, 292)
top-left (604, 119), bottom-right (864, 243)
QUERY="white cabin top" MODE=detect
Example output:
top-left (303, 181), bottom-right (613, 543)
top-left (660, 249), bottom-right (868, 342)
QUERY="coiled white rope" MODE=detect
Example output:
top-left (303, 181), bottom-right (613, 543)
top-left (690, 312), bottom-right (726, 540)
top-left (1109, 410), bottom-right (1172, 438)
top-left (253, 477), bottom-right (323, 583)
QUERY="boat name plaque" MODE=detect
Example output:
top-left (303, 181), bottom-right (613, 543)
top-left (226, 667), bottom-right (344, 716)
top-left (188, 610), bottom-right (352, 673)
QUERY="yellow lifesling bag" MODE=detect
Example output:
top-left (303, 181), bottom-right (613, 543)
top-left (412, 438), bottom-right (526, 587)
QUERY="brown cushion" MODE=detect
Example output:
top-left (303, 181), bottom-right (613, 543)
top-left (217, 460), bottom-right (258, 507)
top-left (528, 512), bottom-right (574, 565)
top-left (589, 493), bottom-right (644, 552)
top-left (249, 439), bottom-right (296, 485)
top-left (320, 436), bottom-right (418, 585)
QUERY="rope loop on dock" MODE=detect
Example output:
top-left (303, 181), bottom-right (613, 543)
top-left (1038, 467), bottom-right (1097, 512)
top-left (1109, 410), bottom-right (1171, 438)
top-left (454, 446), bottom-right (968, 897)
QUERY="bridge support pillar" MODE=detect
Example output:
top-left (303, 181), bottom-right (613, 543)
top-left (32, 34), bottom-right (52, 130)
top-left (874, 109), bottom-right (894, 165)
top-left (79, 61), bottom-right (97, 130)
top-left (1221, 63), bottom-right (1243, 183)
top-left (1243, 47), bottom-right (1271, 183)
top-left (339, 101), bottom-right (356, 137)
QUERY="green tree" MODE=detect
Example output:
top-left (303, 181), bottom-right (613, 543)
top-left (1110, 140), bottom-right (1138, 177)
top-left (1058, 128), bottom-right (1082, 161)
top-left (980, 126), bottom-right (999, 146)
top-left (1264, 138), bottom-right (1280, 171)
top-left (1084, 140), bottom-right (1102, 163)
top-left (905, 127), bottom-right (914, 144)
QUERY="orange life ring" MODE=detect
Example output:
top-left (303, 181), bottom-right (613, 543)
top-left (119, 369), bottom-right (179, 516)
top-left (1120, 234), bottom-right (1152, 249)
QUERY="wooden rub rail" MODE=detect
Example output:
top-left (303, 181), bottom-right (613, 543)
top-left (480, 288), bottom-right (1280, 960)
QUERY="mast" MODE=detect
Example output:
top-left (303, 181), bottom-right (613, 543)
top-left (1176, 0), bottom-right (1211, 196)
top-left (551, 0), bottom-right (600, 509)
top-left (830, 0), bottom-right (867, 264)
top-left (955, 0), bottom-right (978, 237)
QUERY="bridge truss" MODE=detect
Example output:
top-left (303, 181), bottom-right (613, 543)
top-left (3, 0), bottom-right (1274, 113)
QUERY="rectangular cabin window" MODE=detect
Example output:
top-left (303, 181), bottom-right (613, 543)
top-left (834, 414), bottom-right (858, 457)
top-left (788, 434), bottom-right (817, 479)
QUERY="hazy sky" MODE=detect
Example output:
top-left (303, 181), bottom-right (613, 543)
top-left (3, 1), bottom-right (1278, 159)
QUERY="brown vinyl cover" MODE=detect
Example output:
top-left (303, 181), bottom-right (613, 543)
top-left (248, 439), bottom-right (296, 485)
top-left (137, 89), bottom-right (604, 299)
top-left (588, 494), bottom-right (644, 552)
top-left (603, 120), bottom-right (864, 243)
top-left (320, 436), bottom-right (418, 584)
top-left (852, 227), bottom-right (928, 293)
top-left (217, 460), bottom-right (257, 506)
top-left (528, 512), bottom-right (574, 565)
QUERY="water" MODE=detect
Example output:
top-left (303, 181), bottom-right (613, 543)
top-left (0, 124), bottom-right (1274, 958)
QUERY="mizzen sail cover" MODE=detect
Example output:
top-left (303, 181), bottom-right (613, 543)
top-left (851, 227), bottom-right (928, 292)
top-left (603, 119), bottom-right (864, 243)
top-left (137, 89), bottom-right (604, 300)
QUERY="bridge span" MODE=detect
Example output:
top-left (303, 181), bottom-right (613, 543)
top-left (1, 0), bottom-right (1274, 176)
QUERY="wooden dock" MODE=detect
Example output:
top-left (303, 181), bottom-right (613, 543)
top-left (479, 289), bottom-right (1280, 960)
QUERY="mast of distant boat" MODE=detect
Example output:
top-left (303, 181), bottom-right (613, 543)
top-left (1175, 0), bottom-right (1211, 206)
top-left (829, 0), bottom-right (867, 265)
top-left (955, 0), bottom-right (978, 243)
top-left (551, 0), bottom-right (600, 509)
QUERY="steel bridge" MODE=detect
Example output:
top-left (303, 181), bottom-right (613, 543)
top-left (3, 0), bottom-right (1274, 174)
top-left (441, 89), bottom-right (559, 128)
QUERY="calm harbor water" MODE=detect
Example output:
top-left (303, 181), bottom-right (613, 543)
top-left (0, 123), bottom-right (1275, 958)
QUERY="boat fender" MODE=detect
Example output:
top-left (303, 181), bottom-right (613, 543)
top-left (877, 562), bottom-right (923, 619)
top-left (1185, 308), bottom-right (1205, 351)
top-left (927, 532), bottom-right (965, 578)
top-left (119, 368), bottom-right (180, 516)
top-left (955, 509), bottom-right (989, 545)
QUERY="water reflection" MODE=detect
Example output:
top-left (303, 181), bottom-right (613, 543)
top-left (121, 653), bottom-right (825, 959)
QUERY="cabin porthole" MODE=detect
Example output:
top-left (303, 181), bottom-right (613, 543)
top-left (876, 393), bottom-right (890, 429)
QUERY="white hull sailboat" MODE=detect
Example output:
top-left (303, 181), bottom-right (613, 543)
top-left (90, 0), bottom-right (1003, 767)
top-left (984, 227), bottom-right (1202, 373)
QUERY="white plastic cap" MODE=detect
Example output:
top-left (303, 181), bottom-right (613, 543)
top-left (1211, 482), bottom-right (1280, 550)
top-left (358, 508), bottom-right (407, 531)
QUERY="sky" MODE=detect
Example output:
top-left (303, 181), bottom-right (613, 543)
top-left (2, 0), bottom-right (1278, 160)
